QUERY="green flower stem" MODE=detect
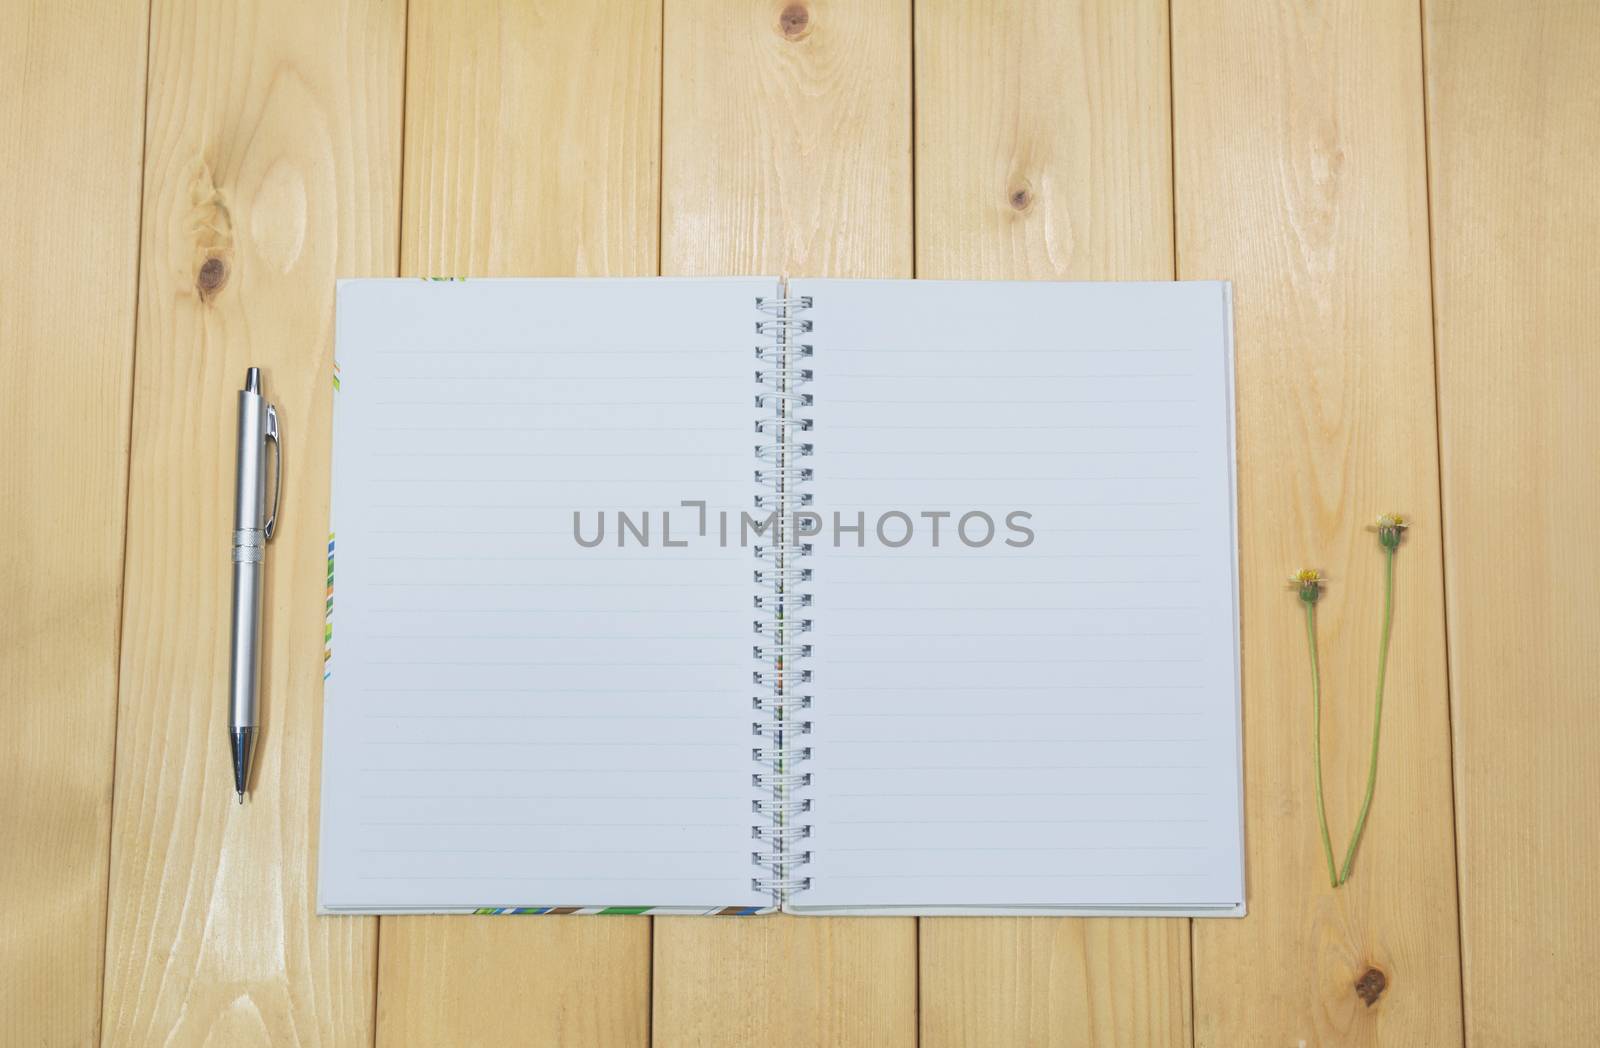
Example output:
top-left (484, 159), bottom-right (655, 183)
top-left (1339, 545), bottom-right (1395, 885)
top-left (1304, 599), bottom-right (1338, 889)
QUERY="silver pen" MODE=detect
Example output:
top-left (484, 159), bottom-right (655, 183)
top-left (230, 367), bottom-right (281, 803)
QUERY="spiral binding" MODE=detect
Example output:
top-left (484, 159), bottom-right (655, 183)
top-left (751, 293), bottom-right (815, 905)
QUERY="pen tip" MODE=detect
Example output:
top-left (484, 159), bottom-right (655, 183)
top-left (237, 791), bottom-right (245, 805)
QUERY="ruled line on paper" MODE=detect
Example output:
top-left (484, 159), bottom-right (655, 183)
top-left (375, 398), bottom-right (740, 407)
top-left (822, 581), bottom-right (1204, 588)
top-left (823, 398), bottom-right (1197, 406)
top-left (359, 687), bottom-right (739, 694)
top-left (825, 605), bottom-right (1205, 613)
top-left (794, 501), bottom-right (1203, 508)
top-left (375, 346), bottom-right (749, 355)
top-left (818, 875), bottom-right (1209, 882)
top-left (370, 582), bottom-right (747, 589)
top-left (373, 450), bottom-right (754, 458)
top-left (828, 765), bottom-right (1208, 773)
top-left (357, 793), bottom-right (739, 801)
top-left (358, 768), bottom-right (737, 774)
top-left (827, 373), bottom-right (1196, 382)
top-left (823, 684), bottom-right (1205, 692)
top-left (814, 346), bottom-right (1196, 354)
top-left (368, 660), bottom-right (742, 668)
top-left (827, 471), bottom-right (1200, 479)
top-left (829, 423), bottom-right (1202, 431)
top-left (370, 529), bottom-right (600, 536)
top-left (355, 875), bottom-right (747, 882)
top-left (821, 629), bottom-right (1202, 638)
top-left (370, 608), bottom-right (747, 615)
top-left (366, 632), bottom-right (736, 640)
top-left (364, 739), bottom-right (740, 747)
top-left (360, 820), bottom-right (737, 828)
top-left (831, 817), bottom-right (1207, 826)
top-left (828, 711), bottom-right (1206, 718)
top-left (374, 373), bottom-right (740, 381)
top-left (366, 477), bottom-right (747, 484)
top-left (374, 424), bottom-right (753, 432)
top-left (824, 791), bottom-right (1207, 799)
top-left (830, 450), bottom-right (1200, 459)
top-left (822, 738), bottom-right (1205, 745)
top-left (825, 657), bottom-right (1203, 665)
top-left (370, 503), bottom-right (749, 510)
top-left (359, 847), bottom-right (750, 855)
top-left (1038, 526), bottom-right (1202, 533)
top-left (826, 845), bottom-right (1206, 853)
top-left (366, 713), bottom-right (745, 723)
top-left (367, 555), bottom-right (739, 563)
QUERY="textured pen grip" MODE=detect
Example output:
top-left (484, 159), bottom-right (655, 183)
top-left (232, 528), bottom-right (264, 564)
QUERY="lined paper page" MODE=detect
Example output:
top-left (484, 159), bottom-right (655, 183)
top-left (319, 278), bottom-right (774, 912)
top-left (792, 279), bottom-right (1242, 913)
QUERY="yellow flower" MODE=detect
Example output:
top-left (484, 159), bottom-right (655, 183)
top-left (1367, 513), bottom-right (1410, 550)
top-left (1290, 568), bottom-right (1324, 604)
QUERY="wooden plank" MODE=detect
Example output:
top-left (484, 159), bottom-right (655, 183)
top-left (99, 1), bottom-right (404, 1043)
top-left (1173, 3), bottom-right (1464, 1044)
top-left (654, 1), bottom-right (917, 1044)
top-left (398, 0), bottom-right (662, 280)
top-left (921, 917), bottom-right (1190, 1047)
top-left (914, 2), bottom-right (1190, 1042)
top-left (372, 2), bottom-right (660, 1044)
top-left (0, 1), bottom-right (147, 1042)
top-left (653, 920), bottom-right (916, 1048)
top-left (1423, 1), bottom-right (1600, 1042)
top-left (913, 0), bottom-right (1174, 281)
top-left (660, 0), bottom-right (912, 278)
top-left (378, 917), bottom-right (648, 1046)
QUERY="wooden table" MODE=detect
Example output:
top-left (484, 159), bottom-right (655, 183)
top-left (4, 1), bottom-right (1595, 1044)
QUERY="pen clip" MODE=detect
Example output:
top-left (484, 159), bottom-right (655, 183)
top-left (263, 403), bottom-right (281, 541)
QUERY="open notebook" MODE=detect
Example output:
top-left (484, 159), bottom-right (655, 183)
top-left (318, 276), bottom-right (1244, 916)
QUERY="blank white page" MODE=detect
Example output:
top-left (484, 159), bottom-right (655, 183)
top-left (792, 279), bottom-right (1243, 914)
top-left (319, 278), bottom-right (773, 913)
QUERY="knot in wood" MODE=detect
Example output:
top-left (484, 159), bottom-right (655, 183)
top-left (1354, 967), bottom-right (1387, 1007)
top-left (779, 4), bottom-right (810, 39)
top-left (197, 256), bottom-right (228, 299)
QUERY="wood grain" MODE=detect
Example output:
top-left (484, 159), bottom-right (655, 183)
top-left (660, 0), bottom-right (912, 278)
top-left (400, 0), bottom-right (662, 279)
top-left (921, 920), bottom-right (1190, 1047)
top-left (373, 2), bottom-right (661, 1043)
top-left (913, 2), bottom-right (1190, 1043)
top-left (1424, 1), bottom-right (1600, 1042)
top-left (914, 0), bottom-right (1173, 282)
top-left (378, 917), bottom-right (648, 1047)
top-left (0, 1), bottom-right (147, 1043)
top-left (1173, 2), bottom-right (1464, 1044)
top-left (99, 1), bottom-right (403, 1043)
top-left (654, 919), bottom-right (917, 1048)
top-left (655, 1), bottom-right (916, 1044)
